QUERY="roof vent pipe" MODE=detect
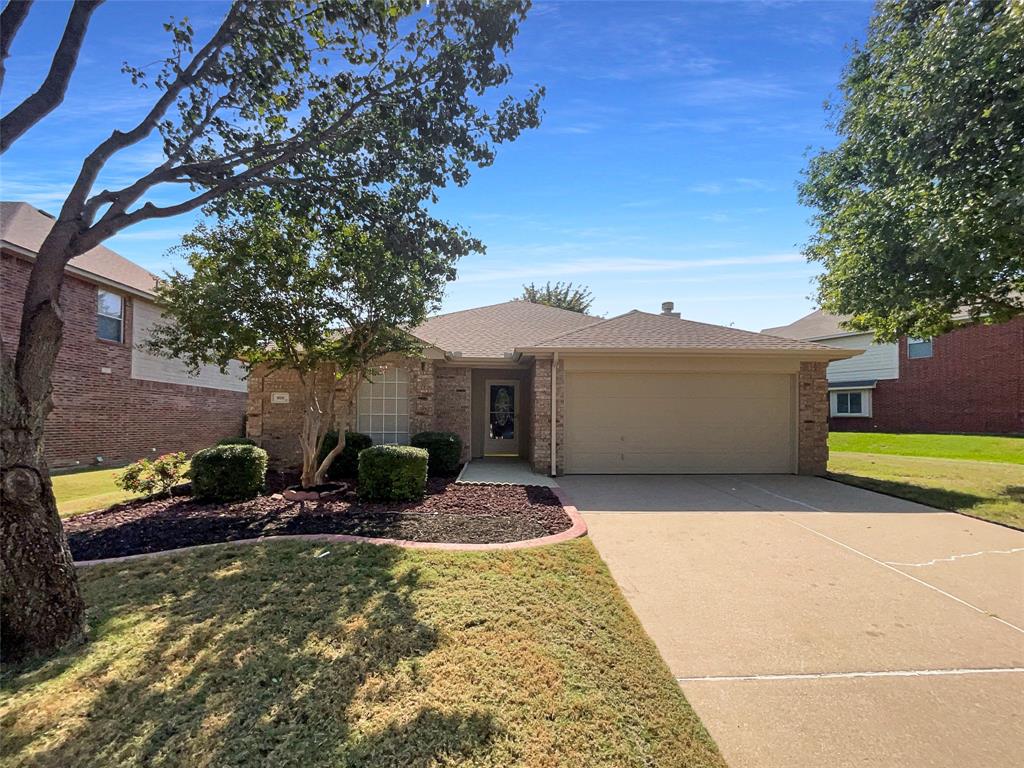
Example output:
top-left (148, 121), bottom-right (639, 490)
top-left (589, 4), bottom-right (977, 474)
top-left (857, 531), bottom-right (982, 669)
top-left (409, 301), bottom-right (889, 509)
top-left (661, 301), bottom-right (681, 318)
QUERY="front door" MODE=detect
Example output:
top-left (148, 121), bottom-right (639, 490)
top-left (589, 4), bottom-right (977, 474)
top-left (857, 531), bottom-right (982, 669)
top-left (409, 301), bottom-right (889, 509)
top-left (484, 380), bottom-right (519, 456)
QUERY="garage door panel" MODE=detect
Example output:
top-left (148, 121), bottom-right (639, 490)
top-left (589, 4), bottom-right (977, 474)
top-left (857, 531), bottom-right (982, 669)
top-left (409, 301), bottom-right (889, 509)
top-left (564, 371), bottom-right (794, 474)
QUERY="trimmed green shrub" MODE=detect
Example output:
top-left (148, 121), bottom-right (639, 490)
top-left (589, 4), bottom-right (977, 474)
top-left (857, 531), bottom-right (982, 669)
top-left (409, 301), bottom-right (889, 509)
top-left (217, 436), bottom-right (257, 446)
top-left (410, 431), bottom-right (463, 475)
top-left (316, 431), bottom-right (373, 480)
top-left (358, 445), bottom-right (428, 502)
top-left (190, 444), bottom-right (268, 502)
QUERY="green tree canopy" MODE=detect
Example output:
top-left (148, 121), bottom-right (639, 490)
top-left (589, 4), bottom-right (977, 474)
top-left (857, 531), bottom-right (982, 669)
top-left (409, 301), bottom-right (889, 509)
top-left (148, 197), bottom-right (470, 487)
top-left (519, 281), bottom-right (594, 313)
top-left (800, 0), bottom-right (1023, 341)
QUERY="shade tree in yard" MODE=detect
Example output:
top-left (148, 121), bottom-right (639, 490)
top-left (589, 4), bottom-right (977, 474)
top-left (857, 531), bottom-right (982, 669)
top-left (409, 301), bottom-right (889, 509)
top-left (800, 0), bottom-right (1023, 341)
top-left (0, 0), bottom-right (542, 661)
top-left (147, 196), bottom-right (469, 490)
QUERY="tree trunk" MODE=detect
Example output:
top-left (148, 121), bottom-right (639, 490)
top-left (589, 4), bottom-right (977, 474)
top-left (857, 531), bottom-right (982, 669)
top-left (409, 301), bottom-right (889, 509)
top-left (1, 225), bottom-right (87, 662)
top-left (1, 427), bottom-right (86, 662)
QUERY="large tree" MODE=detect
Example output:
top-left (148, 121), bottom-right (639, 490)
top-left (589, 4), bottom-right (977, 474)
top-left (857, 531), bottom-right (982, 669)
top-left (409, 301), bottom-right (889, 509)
top-left (148, 198), bottom-right (469, 489)
top-left (519, 281), bottom-right (594, 313)
top-left (0, 0), bottom-right (541, 662)
top-left (800, 0), bottom-right (1023, 341)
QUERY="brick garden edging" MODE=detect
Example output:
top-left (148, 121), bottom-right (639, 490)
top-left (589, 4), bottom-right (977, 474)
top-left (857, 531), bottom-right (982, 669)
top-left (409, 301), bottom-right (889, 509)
top-left (73, 485), bottom-right (587, 567)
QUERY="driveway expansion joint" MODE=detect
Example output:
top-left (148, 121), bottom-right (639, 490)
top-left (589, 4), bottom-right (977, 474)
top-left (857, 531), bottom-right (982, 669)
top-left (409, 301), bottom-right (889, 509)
top-left (676, 667), bottom-right (1024, 683)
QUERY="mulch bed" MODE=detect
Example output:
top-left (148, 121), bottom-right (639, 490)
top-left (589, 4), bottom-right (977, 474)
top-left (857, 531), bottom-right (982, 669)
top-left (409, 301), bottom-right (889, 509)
top-left (66, 473), bottom-right (571, 560)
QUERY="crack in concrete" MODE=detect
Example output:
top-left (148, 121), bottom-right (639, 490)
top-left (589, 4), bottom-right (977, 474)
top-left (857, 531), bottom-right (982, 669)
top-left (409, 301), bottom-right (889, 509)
top-left (884, 548), bottom-right (1024, 568)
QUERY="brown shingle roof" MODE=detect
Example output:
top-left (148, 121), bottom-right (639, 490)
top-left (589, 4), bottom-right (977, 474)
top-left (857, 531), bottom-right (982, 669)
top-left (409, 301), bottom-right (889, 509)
top-left (1, 201), bottom-right (158, 295)
top-left (524, 310), bottom-right (851, 353)
top-left (411, 300), bottom-right (596, 358)
top-left (761, 309), bottom-right (854, 340)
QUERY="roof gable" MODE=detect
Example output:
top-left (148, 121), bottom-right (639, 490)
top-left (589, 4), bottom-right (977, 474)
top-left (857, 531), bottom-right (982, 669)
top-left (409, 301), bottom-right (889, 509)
top-left (525, 310), bottom-right (845, 353)
top-left (1, 201), bottom-right (158, 295)
top-left (761, 309), bottom-right (856, 340)
top-left (410, 300), bottom-right (597, 358)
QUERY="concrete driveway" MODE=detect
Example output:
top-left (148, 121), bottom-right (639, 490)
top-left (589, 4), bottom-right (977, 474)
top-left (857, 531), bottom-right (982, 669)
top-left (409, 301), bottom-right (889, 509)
top-left (559, 474), bottom-right (1024, 768)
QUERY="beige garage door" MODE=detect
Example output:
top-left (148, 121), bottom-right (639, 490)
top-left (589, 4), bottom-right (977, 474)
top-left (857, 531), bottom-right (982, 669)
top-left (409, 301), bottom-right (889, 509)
top-left (564, 372), bottom-right (795, 474)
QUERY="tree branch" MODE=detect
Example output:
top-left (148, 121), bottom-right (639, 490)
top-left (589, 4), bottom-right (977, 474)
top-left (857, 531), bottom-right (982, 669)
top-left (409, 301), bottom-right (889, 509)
top-left (0, 0), bottom-right (101, 153)
top-left (60, 3), bottom-right (243, 223)
top-left (0, 0), bottom-right (33, 91)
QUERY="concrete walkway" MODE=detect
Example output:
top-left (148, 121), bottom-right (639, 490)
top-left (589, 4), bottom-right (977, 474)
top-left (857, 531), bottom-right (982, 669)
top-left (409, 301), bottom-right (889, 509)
top-left (559, 474), bottom-right (1024, 768)
top-left (457, 458), bottom-right (558, 487)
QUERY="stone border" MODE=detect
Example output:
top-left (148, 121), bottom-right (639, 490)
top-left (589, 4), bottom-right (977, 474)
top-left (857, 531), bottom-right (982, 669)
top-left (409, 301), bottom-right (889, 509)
top-left (74, 485), bottom-right (587, 567)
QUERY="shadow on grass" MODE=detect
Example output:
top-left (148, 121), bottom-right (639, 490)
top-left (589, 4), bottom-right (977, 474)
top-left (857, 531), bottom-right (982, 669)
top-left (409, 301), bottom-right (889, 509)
top-left (1, 543), bottom-right (500, 767)
top-left (827, 472), bottom-right (985, 512)
top-left (1004, 486), bottom-right (1024, 503)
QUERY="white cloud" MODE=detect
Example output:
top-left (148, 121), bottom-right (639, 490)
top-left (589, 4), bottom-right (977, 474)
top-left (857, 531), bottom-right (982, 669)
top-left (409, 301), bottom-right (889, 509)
top-left (457, 252), bottom-right (804, 284)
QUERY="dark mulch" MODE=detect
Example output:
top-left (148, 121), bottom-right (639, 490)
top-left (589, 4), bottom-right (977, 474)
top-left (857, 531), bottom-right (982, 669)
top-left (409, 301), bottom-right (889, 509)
top-left (66, 474), bottom-right (571, 560)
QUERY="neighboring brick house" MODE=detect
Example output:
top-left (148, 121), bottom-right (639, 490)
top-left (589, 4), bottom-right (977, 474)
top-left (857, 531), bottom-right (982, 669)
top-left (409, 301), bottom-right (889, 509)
top-left (763, 310), bottom-right (1024, 435)
top-left (1, 202), bottom-right (248, 469)
top-left (248, 300), bottom-right (856, 476)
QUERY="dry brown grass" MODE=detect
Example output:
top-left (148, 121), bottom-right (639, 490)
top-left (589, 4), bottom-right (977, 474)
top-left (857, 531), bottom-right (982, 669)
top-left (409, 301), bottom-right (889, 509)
top-left (1, 539), bottom-right (725, 768)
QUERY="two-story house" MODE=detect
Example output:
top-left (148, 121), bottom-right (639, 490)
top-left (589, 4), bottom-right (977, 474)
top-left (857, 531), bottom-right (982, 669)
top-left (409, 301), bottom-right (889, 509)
top-left (763, 309), bottom-right (1023, 435)
top-left (1, 201), bottom-right (248, 469)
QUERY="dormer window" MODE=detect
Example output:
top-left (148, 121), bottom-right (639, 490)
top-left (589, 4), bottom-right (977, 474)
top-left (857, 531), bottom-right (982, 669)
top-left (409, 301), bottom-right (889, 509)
top-left (97, 290), bottom-right (123, 343)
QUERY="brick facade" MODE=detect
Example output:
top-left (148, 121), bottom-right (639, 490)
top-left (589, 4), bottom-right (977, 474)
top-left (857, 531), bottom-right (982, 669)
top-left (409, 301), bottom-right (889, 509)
top-left (1, 253), bottom-right (247, 469)
top-left (529, 357), bottom-right (564, 475)
top-left (830, 317), bottom-right (1024, 435)
top-left (798, 360), bottom-right (829, 476)
top-left (247, 357), bottom-right (472, 468)
top-left (433, 365), bottom-right (472, 462)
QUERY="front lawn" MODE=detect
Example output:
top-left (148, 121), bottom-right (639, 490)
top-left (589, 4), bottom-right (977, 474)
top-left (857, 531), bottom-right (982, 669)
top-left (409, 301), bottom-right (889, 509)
top-left (828, 432), bottom-right (1023, 464)
top-left (829, 433), bottom-right (1024, 529)
top-left (51, 467), bottom-right (139, 519)
top-left (0, 540), bottom-right (725, 768)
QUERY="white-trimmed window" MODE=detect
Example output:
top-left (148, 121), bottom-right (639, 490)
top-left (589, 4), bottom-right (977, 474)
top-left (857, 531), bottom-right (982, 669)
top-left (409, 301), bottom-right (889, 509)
top-left (356, 366), bottom-right (409, 445)
top-left (830, 389), bottom-right (871, 417)
top-left (96, 290), bottom-right (124, 342)
top-left (907, 337), bottom-right (933, 359)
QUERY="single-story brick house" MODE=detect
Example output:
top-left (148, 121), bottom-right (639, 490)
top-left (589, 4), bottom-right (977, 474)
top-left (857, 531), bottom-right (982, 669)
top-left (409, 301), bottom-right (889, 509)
top-left (763, 310), bottom-right (1024, 435)
top-left (1, 201), bottom-right (248, 469)
top-left (247, 300), bottom-right (858, 476)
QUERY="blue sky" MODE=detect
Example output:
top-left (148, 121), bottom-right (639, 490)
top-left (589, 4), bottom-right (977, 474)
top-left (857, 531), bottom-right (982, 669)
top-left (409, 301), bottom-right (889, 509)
top-left (1, 0), bottom-right (873, 331)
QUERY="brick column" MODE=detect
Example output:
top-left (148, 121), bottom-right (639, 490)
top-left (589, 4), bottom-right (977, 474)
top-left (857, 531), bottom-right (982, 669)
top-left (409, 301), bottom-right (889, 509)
top-left (530, 358), bottom-right (564, 475)
top-left (798, 361), bottom-right (829, 475)
top-left (408, 359), bottom-right (436, 436)
top-left (433, 364), bottom-right (472, 461)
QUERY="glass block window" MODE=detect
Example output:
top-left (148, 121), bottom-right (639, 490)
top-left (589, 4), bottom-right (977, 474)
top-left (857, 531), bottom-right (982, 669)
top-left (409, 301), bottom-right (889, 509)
top-left (356, 366), bottom-right (409, 445)
top-left (97, 289), bottom-right (123, 342)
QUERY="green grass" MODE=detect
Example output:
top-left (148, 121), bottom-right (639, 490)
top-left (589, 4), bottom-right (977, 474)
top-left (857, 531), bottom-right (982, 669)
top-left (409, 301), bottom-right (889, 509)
top-left (51, 467), bottom-right (139, 519)
top-left (829, 452), bottom-right (1024, 530)
top-left (0, 539), bottom-right (725, 768)
top-left (828, 432), bottom-right (1024, 464)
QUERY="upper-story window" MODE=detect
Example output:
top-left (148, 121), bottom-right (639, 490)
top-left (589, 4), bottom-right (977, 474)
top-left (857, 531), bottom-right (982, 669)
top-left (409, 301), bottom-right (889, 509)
top-left (97, 290), bottom-right (124, 343)
top-left (907, 337), bottom-right (933, 359)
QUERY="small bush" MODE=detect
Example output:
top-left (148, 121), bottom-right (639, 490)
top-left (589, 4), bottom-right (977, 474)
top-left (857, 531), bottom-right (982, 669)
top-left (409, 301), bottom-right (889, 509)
top-left (410, 431), bottom-right (463, 475)
top-left (190, 444), bottom-right (268, 502)
top-left (116, 452), bottom-right (188, 498)
top-left (358, 445), bottom-right (428, 502)
top-left (217, 436), bottom-right (257, 446)
top-left (316, 431), bottom-right (373, 480)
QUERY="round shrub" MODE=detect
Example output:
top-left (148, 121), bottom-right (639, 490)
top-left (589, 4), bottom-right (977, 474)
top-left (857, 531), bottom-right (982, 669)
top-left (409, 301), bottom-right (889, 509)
top-left (316, 430), bottom-right (373, 480)
top-left (358, 445), bottom-right (428, 502)
top-left (410, 431), bottom-right (463, 475)
top-left (217, 436), bottom-right (257, 446)
top-left (190, 444), bottom-right (268, 502)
